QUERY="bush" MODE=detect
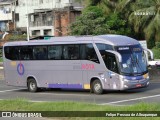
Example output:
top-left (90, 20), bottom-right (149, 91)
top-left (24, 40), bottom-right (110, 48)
top-left (152, 42), bottom-right (160, 59)
top-left (155, 42), bottom-right (160, 49)
top-left (152, 48), bottom-right (160, 59)
top-left (147, 39), bottom-right (155, 49)
top-left (7, 34), bottom-right (27, 41)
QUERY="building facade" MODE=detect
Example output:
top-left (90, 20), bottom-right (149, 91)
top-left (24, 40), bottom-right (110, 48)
top-left (54, 6), bottom-right (81, 36)
top-left (0, 0), bottom-right (82, 37)
top-left (0, 0), bottom-right (17, 32)
top-left (15, 0), bottom-right (82, 37)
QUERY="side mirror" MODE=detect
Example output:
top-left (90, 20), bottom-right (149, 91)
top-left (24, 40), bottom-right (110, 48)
top-left (143, 48), bottom-right (154, 61)
top-left (105, 50), bottom-right (122, 63)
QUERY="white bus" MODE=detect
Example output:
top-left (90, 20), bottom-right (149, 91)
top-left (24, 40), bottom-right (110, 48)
top-left (3, 35), bottom-right (153, 94)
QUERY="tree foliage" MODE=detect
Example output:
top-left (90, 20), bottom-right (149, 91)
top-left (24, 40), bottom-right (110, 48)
top-left (128, 0), bottom-right (160, 44)
top-left (106, 13), bottom-right (131, 36)
top-left (72, 0), bottom-right (160, 48)
top-left (70, 6), bottom-right (110, 35)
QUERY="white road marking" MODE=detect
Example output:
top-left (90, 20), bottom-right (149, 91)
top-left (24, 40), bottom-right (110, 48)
top-left (103, 103), bottom-right (132, 106)
top-left (0, 88), bottom-right (26, 93)
top-left (99, 94), bottom-right (160, 105)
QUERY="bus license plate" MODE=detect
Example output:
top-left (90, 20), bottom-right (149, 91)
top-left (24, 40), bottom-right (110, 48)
top-left (136, 84), bottom-right (142, 87)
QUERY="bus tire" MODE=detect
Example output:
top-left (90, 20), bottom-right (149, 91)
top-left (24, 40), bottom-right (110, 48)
top-left (92, 79), bottom-right (103, 94)
top-left (27, 78), bottom-right (38, 92)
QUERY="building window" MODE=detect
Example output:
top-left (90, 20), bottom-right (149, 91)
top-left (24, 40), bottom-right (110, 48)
top-left (56, 0), bottom-right (61, 3)
top-left (15, 13), bottom-right (19, 21)
top-left (39, 0), bottom-right (43, 4)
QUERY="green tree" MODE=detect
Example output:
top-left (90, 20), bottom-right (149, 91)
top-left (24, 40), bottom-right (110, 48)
top-left (106, 13), bottom-right (131, 36)
top-left (70, 6), bottom-right (110, 35)
top-left (75, 0), bottom-right (160, 47)
top-left (75, 0), bottom-right (119, 14)
top-left (98, 0), bottom-right (160, 47)
top-left (127, 0), bottom-right (160, 46)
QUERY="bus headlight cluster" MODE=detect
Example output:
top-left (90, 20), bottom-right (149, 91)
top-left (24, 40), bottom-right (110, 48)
top-left (123, 79), bottom-right (129, 82)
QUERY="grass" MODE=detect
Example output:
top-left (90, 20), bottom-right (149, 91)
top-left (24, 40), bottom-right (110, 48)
top-left (0, 98), bottom-right (160, 120)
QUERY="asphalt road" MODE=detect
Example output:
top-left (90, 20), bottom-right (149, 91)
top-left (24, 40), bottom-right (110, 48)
top-left (0, 79), bottom-right (160, 106)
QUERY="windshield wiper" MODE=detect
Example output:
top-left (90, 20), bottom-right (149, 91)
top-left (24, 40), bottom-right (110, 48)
top-left (130, 50), bottom-right (145, 74)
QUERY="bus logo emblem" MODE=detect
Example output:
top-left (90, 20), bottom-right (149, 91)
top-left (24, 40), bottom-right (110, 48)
top-left (17, 63), bottom-right (25, 76)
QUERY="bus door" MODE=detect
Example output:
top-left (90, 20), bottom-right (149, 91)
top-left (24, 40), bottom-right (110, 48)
top-left (80, 43), bottom-right (100, 90)
top-left (104, 52), bottom-right (120, 90)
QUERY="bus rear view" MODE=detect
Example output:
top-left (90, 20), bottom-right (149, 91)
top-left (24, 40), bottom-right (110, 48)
top-left (3, 35), bottom-right (153, 94)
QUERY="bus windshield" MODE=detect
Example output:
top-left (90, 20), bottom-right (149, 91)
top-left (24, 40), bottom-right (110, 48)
top-left (116, 45), bottom-right (147, 75)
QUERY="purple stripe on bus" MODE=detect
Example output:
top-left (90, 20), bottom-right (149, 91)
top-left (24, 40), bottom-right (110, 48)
top-left (48, 84), bottom-right (83, 89)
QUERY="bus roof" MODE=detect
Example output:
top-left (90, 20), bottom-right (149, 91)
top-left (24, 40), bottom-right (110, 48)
top-left (3, 34), bottom-right (139, 46)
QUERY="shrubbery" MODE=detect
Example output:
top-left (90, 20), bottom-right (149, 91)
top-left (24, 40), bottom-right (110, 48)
top-left (152, 42), bottom-right (160, 59)
top-left (8, 34), bottom-right (27, 41)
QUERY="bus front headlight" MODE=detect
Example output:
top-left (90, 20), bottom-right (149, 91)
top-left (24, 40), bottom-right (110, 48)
top-left (123, 79), bottom-right (129, 82)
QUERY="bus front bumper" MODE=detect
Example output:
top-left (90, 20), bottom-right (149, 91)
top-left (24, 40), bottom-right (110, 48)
top-left (122, 79), bottom-right (150, 90)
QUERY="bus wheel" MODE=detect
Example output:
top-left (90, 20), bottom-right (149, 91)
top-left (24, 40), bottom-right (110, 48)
top-left (92, 80), bottom-right (103, 94)
top-left (27, 79), bottom-right (38, 92)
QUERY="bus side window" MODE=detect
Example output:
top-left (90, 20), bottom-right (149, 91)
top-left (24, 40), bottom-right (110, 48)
top-left (63, 46), bottom-right (69, 59)
top-left (48, 45), bottom-right (62, 60)
top-left (4, 46), bottom-right (20, 60)
top-left (81, 44), bottom-right (99, 63)
top-left (63, 45), bottom-right (79, 60)
top-left (33, 46), bottom-right (47, 60)
top-left (20, 46), bottom-right (33, 60)
top-left (105, 53), bottom-right (118, 73)
top-left (4, 47), bottom-right (11, 60)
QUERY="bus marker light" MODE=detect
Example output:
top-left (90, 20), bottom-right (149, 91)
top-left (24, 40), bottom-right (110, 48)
top-left (84, 84), bottom-right (90, 89)
top-left (10, 61), bottom-right (16, 66)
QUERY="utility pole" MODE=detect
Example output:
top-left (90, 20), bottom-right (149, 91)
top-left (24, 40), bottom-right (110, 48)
top-left (25, 0), bottom-right (29, 41)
